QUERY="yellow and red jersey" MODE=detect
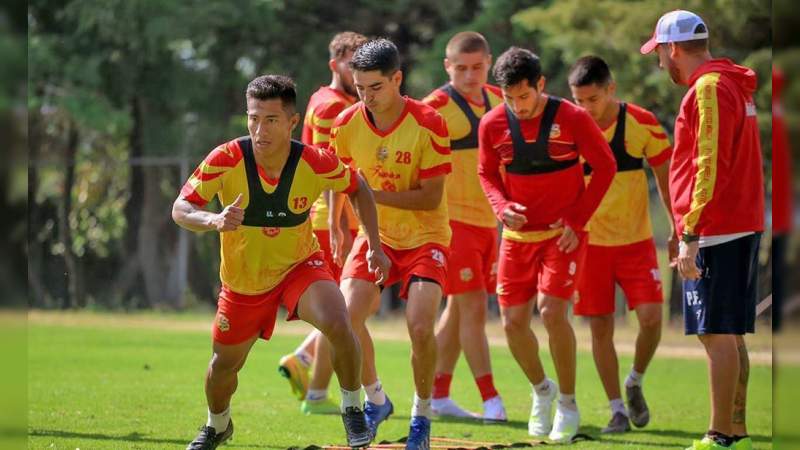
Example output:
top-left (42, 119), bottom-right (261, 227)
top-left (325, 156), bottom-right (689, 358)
top-left (301, 86), bottom-right (359, 231)
top-left (330, 97), bottom-right (452, 250)
top-left (478, 96), bottom-right (616, 243)
top-left (422, 83), bottom-right (503, 228)
top-left (585, 102), bottom-right (672, 246)
top-left (671, 59), bottom-right (764, 237)
top-left (180, 137), bottom-right (357, 295)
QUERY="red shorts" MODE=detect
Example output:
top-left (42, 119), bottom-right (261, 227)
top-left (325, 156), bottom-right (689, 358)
top-left (574, 239), bottom-right (663, 316)
top-left (496, 233), bottom-right (587, 308)
top-left (212, 252), bottom-right (335, 345)
top-left (314, 228), bottom-right (359, 282)
top-left (341, 235), bottom-right (448, 299)
top-left (446, 221), bottom-right (498, 296)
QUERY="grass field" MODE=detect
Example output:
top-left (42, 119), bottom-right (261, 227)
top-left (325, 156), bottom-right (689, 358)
top-left (28, 312), bottom-right (774, 449)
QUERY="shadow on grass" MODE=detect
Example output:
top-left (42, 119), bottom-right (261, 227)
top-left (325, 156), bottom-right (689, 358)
top-left (29, 428), bottom-right (289, 449)
top-left (577, 425), bottom-right (772, 448)
top-left (29, 429), bottom-right (187, 445)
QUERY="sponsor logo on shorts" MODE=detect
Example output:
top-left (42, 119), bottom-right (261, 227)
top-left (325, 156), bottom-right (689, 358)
top-left (430, 248), bottom-right (446, 267)
top-left (217, 313), bottom-right (230, 332)
top-left (568, 261), bottom-right (577, 276)
top-left (460, 267), bottom-right (474, 282)
top-left (650, 268), bottom-right (661, 281)
top-left (490, 262), bottom-right (498, 276)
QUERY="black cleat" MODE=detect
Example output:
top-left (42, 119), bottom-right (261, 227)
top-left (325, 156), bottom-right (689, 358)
top-left (341, 406), bottom-right (372, 448)
top-left (601, 411), bottom-right (632, 433)
top-left (626, 385), bottom-right (650, 428)
top-left (186, 420), bottom-right (233, 450)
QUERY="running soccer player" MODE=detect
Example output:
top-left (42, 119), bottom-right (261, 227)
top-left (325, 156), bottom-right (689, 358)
top-left (421, 31), bottom-right (506, 422)
top-left (478, 47), bottom-right (616, 443)
top-left (641, 10), bottom-right (764, 450)
top-left (174, 75), bottom-right (390, 449)
top-left (326, 38), bottom-right (452, 449)
top-left (568, 55), bottom-right (676, 433)
top-left (277, 31), bottom-right (367, 416)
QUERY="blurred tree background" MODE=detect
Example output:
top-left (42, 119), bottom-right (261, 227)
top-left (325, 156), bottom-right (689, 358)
top-left (27, 0), bottom-right (772, 311)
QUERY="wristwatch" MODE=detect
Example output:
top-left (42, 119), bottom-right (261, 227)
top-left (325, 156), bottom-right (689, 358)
top-left (681, 232), bottom-right (699, 243)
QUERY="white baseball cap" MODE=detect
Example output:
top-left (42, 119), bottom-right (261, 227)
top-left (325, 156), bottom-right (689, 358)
top-left (640, 10), bottom-right (709, 54)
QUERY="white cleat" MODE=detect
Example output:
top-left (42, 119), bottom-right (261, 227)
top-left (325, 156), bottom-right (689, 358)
top-left (482, 395), bottom-right (507, 422)
top-left (431, 397), bottom-right (478, 419)
top-left (528, 379), bottom-right (557, 437)
top-left (548, 404), bottom-right (580, 443)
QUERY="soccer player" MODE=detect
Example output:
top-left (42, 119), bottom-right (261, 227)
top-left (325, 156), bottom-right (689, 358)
top-left (568, 55), bottom-right (676, 433)
top-left (174, 74), bottom-right (390, 449)
top-left (478, 47), bottom-right (616, 443)
top-left (641, 10), bottom-right (764, 450)
top-left (277, 31), bottom-right (367, 416)
top-left (421, 31), bottom-right (506, 421)
top-left (325, 38), bottom-right (452, 449)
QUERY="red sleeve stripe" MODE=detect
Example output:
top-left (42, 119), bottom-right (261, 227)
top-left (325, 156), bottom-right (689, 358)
top-left (313, 124), bottom-right (332, 135)
top-left (193, 169), bottom-right (225, 182)
top-left (205, 141), bottom-right (242, 168)
top-left (340, 156), bottom-right (353, 164)
top-left (325, 167), bottom-right (347, 180)
top-left (647, 147), bottom-right (672, 167)
top-left (315, 101), bottom-right (348, 120)
top-left (648, 129), bottom-right (668, 140)
top-left (423, 89), bottom-right (449, 110)
top-left (430, 137), bottom-right (450, 156)
top-left (179, 185), bottom-right (209, 207)
top-left (342, 168), bottom-right (359, 194)
top-left (301, 147), bottom-right (339, 174)
top-left (419, 162), bottom-right (452, 179)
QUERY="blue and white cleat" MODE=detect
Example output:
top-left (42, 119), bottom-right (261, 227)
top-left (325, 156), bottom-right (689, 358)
top-left (363, 395), bottom-right (394, 438)
top-left (405, 416), bottom-right (431, 450)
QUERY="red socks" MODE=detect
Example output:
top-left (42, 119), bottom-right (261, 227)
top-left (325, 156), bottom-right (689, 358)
top-left (475, 374), bottom-right (499, 401)
top-left (432, 373), bottom-right (452, 399)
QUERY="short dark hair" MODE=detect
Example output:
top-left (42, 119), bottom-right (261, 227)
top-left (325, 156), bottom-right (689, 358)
top-left (492, 47), bottom-right (542, 88)
top-left (568, 55), bottom-right (613, 87)
top-left (246, 75), bottom-right (296, 112)
top-left (329, 31), bottom-right (369, 60)
top-left (446, 31), bottom-right (490, 59)
top-left (349, 38), bottom-right (401, 76)
top-left (675, 38), bottom-right (708, 54)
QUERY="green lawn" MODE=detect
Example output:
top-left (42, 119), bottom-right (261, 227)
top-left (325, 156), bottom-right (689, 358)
top-left (28, 314), bottom-right (773, 449)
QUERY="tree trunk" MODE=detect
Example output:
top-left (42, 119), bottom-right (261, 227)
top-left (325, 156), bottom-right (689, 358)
top-left (59, 123), bottom-right (82, 309)
top-left (28, 107), bottom-right (48, 307)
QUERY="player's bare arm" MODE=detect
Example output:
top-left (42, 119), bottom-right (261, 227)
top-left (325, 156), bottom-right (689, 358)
top-left (172, 193), bottom-right (244, 233)
top-left (651, 161), bottom-right (678, 265)
top-left (371, 174), bottom-right (446, 211)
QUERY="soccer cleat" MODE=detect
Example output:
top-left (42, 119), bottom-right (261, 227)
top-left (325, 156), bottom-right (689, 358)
top-left (186, 420), bottom-right (233, 450)
top-left (405, 416), bottom-right (431, 450)
top-left (626, 384), bottom-right (650, 428)
top-left (528, 379), bottom-right (557, 436)
top-left (548, 405), bottom-right (580, 443)
top-left (364, 395), bottom-right (394, 438)
top-left (341, 406), bottom-right (372, 448)
top-left (301, 397), bottom-right (340, 415)
top-left (482, 395), bottom-right (508, 422)
top-left (278, 353), bottom-right (310, 401)
top-left (601, 411), bottom-right (631, 433)
top-left (431, 397), bottom-right (478, 419)
top-left (685, 436), bottom-right (732, 449)
top-left (733, 436), bottom-right (752, 450)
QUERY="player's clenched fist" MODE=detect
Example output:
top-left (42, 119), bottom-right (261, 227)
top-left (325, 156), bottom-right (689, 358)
top-left (214, 193), bottom-right (244, 232)
top-left (501, 202), bottom-right (528, 231)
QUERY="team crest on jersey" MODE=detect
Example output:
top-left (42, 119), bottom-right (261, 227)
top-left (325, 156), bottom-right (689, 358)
top-left (460, 267), bottom-right (474, 282)
top-left (262, 227), bottom-right (280, 237)
top-left (549, 124), bottom-right (561, 139)
top-left (376, 146), bottom-right (389, 162)
top-left (307, 259), bottom-right (325, 268)
top-left (217, 313), bottom-right (230, 332)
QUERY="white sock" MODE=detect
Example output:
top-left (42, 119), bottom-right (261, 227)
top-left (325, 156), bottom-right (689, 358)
top-left (610, 398), bottom-right (628, 417)
top-left (411, 394), bottom-right (432, 418)
top-left (532, 378), bottom-right (552, 397)
top-left (340, 388), bottom-right (362, 412)
top-left (364, 380), bottom-right (386, 405)
top-left (558, 393), bottom-right (577, 411)
top-left (624, 369), bottom-right (644, 388)
top-left (206, 406), bottom-right (231, 431)
top-left (306, 389), bottom-right (328, 401)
